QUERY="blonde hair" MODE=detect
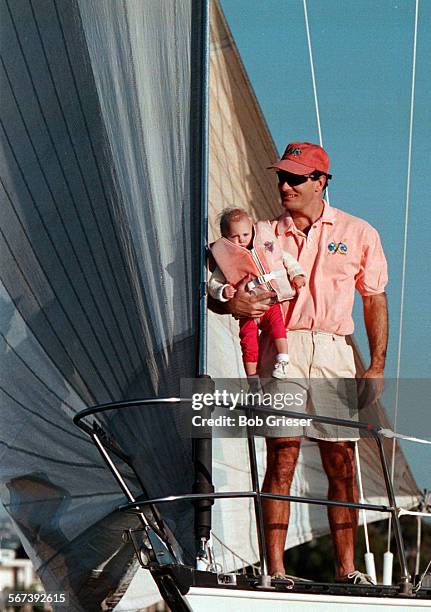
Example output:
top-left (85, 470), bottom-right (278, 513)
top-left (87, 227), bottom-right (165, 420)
top-left (219, 207), bottom-right (251, 237)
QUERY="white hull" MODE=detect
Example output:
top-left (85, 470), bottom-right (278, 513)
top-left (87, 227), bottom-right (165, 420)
top-left (185, 587), bottom-right (430, 611)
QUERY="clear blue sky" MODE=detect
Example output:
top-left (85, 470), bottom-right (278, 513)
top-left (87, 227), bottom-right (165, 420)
top-left (220, 0), bottom-right (431, 489)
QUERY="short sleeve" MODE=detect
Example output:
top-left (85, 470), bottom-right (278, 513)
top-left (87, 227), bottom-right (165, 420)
top-left (355, 226), bottom-right (388, 296)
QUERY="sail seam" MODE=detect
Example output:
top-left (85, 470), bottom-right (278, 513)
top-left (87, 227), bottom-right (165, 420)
top-left (0, 439), bottom-right (105, 468)
top-left (26, 0), bottom-right (137, 381)
top-left (0, 383), bottom-right (92, 443)
top-left (1, 2), bottom-right (125, 396)
top-left (0, 341), bottom-right (78, 415)
top-left (0, 174), bottom-right (104, 403)
top-left (51, 0), bottom-right (153, 374)
top-left (119, 1), bottom-right (172, 359)
top-left (213, 1), bottom-right (279, 157)
top-left (0, 121), bottom-right (120, 399)
top-left (209, 127), bottom-right (276, 212)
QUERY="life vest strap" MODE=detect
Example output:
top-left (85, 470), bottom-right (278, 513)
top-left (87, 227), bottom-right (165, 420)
top-left (246, 269), bottom-right (285, 291)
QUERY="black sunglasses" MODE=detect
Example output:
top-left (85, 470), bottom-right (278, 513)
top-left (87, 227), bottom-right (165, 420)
top-left (276, 170), bottom-right (332, 186)
top-left (276, 171), bottom-right (314, 186)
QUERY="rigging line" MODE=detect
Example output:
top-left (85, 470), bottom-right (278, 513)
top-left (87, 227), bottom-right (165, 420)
top-left (302, 0), bottom-right (329, 202)
top-left (414, 558), bottom-right (431, 593)
top-left (387, 0), bottom-right (419, 552)
top-left (51, 0), bottom-right (150, 372)
top-left (26, 0), bottom-right (136, 379)
top-left (302, 1), bottom-right (375, 560)
top-left (211, 532), bottom-right (259, 571)
top-left (379, 429), bottom-right (431, 445)
top-left (398, 508), bottom-right (431, 518)
top-left (302, 0), bottom-right (323, 146)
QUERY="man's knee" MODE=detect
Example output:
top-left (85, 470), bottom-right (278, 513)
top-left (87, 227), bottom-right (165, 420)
top-left (319, 441), bottom-right (356, 481)
top-left (265, 438), bottom-right (301, 487)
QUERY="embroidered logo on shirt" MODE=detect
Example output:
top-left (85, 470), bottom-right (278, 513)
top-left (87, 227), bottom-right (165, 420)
top-left (264, 241), bottom-right (274, 253)
top-left (328, 241), bottom-right (348, 254)
top-left (285, 146), bottom-right (302, 156)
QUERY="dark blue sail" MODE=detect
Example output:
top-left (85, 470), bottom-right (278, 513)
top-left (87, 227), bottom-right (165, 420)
top-left (0, 0), bottom-right (201, 608)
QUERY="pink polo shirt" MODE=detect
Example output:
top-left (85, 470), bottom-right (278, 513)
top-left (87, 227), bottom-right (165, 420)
top-left (274, 202), bottom-right (388, 335)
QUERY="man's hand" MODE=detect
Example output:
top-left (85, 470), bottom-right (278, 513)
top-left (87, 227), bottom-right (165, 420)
top-left (226, 276), bottom-right (276, 318)
top-left (357, 366), bottom-right (384, 409)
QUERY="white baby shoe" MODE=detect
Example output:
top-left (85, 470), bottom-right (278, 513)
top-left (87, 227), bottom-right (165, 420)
top-left (272, 359), bottom-right (289, 379)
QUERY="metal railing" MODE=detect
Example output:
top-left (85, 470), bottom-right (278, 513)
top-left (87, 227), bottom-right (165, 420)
top-left (73, 397), bottom-right (413, 594)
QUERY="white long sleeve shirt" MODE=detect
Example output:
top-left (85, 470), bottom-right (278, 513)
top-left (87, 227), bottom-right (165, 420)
top-left (208, 248), bottom-right (305, 302)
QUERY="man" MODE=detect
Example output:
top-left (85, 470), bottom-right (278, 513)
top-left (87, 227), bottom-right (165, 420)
top-left (227, 142), bottom-right (388, 584)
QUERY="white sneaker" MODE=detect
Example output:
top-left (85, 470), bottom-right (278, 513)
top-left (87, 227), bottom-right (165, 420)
top-left (272, 360), bottom-right (289, 379)
top-left (340, 570), bottom-right (376, 585)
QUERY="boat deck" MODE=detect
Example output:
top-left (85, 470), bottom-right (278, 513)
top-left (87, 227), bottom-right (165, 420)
top-left (152, 564), bottom-right (431, 611)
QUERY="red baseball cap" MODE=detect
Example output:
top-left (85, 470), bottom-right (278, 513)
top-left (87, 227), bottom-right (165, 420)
top-left (269, 142), bottom-right (331, 176)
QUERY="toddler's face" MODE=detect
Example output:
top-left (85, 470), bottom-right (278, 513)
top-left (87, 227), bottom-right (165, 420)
top-left (225, 218), bottom-right (253, 247)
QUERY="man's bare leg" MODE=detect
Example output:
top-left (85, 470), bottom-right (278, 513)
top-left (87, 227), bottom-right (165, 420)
top-left (262, 437), bottom-right (301, 575)
top-left (318, 440), bottom-right (358, 579)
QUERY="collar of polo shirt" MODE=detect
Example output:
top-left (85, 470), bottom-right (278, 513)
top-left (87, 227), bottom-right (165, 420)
top-left (277, 200), bottom-right (335, 235)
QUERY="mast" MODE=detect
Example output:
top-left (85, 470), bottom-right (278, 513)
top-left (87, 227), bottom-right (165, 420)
top-left (191, 0), bottom-right (214, 563)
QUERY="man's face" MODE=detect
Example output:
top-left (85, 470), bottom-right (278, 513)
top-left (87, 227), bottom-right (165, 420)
top-left (277, 171), bottom-right (323, 212)
top-left (225, 217), bottom-right (253, 247)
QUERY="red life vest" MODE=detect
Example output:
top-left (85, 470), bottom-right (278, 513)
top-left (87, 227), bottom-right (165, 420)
top-left (210, 220), bottom-right (295, 302)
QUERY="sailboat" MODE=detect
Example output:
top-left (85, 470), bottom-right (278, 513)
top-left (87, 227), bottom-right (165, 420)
top-left (0, 0), bottom-right (429, 610)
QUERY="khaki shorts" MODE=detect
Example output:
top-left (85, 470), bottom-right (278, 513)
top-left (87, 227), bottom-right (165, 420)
top-left (257, 330), bottom-right (359, 440)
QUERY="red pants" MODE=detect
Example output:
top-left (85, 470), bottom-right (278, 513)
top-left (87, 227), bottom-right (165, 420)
top-left (238, 303), bottom-right (286, 363)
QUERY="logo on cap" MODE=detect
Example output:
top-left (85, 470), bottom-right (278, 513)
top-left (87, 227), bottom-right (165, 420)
top-left (285, 146), bottom-right (302, 157)
top-left (269, 141), bottom-right (331, 177)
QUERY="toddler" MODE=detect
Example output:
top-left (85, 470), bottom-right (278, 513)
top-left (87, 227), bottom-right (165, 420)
top-left (208, 208), bottom-right (305, 381)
